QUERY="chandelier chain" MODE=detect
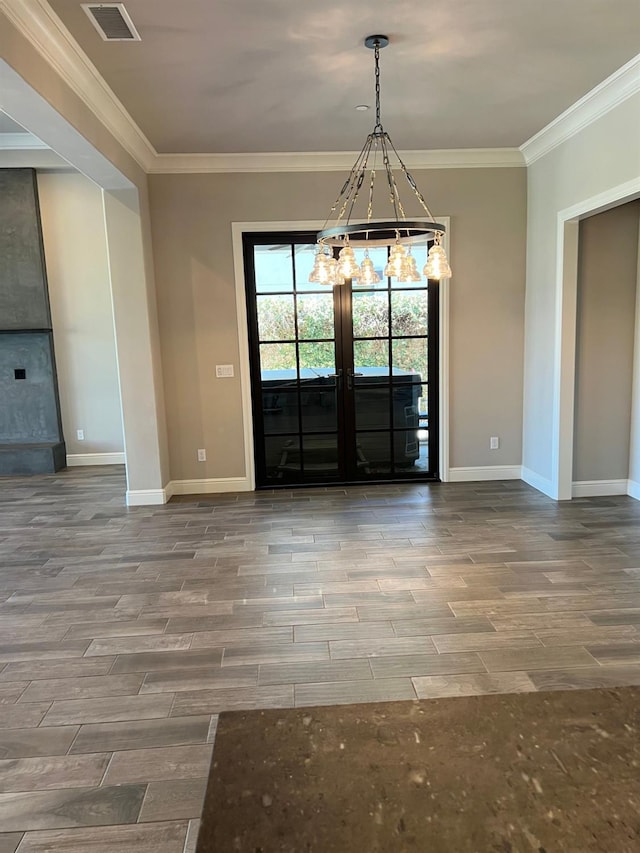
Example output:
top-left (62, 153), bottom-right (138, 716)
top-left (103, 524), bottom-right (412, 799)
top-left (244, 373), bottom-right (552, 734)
top-left (381, 133), bottom-right (405, 224)
top-left (366, 137), bottom-right (379, 223)
top-left (322, 135), bottom-right (371, 231)
top-left (345, 147), bottom-right (369, 225)
top-left (384, 133), bottom-right (436, 221)
top-left (374, 43), bottom-right (382, 130)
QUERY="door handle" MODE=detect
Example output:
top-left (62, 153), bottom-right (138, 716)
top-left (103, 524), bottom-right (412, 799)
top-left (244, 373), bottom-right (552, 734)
top-left (346, 369), bottom-right (363, 390)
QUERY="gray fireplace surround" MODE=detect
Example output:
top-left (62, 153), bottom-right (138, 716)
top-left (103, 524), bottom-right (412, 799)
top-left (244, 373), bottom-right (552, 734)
top-left (0, 168), bottom-right (66, 474)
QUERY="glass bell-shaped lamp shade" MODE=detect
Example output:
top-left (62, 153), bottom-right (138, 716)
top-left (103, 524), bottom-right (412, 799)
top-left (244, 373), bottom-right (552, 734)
top-left (308, 245), bottom-right (330, 283)
top-left (423, 233), bottom-right (452, 280)
top-left (384, 243), bottom-right (407, 278)
top-left (397, 250), bottom-right (422, 284)
top-left (309, 246), bottom-right (344, 287)
top-left (309, 246), bottom-right (328, 284)
top-left (359, 251), bottom-right (381, 286)
top-left (326, 257), bottom-right (345, 287)
top-left (337, 244), bottom-right (360, 280)
top-left (309, 246), bottom-right (343, 286)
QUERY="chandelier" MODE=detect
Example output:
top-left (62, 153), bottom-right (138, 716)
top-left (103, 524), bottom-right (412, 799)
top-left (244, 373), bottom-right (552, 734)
top-left (309, 35), bottom-right (452, 287)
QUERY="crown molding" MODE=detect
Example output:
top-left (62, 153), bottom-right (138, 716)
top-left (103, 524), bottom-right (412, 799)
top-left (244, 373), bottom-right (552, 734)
top-left (0, 0), bottom-right (157, 171)
top-left (521, 52), bottom-right (640, 165)
top-left (0, 131), bottom-right (48, 149)
top-left (149, 147), bottom-right (524, 174)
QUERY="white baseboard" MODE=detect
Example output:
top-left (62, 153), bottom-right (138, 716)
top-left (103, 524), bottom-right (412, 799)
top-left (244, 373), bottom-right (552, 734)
top-left (66, 452), bottom-right (125, 466)
top-left (572, 479), bottom-right (628, 497)
top-left (168, 477), bottom-right (252, 496)
top-left (627, 480), bottom-right (640, 500)
top-left (448, 465), bottom-right (522, 482)
top-left (126, 477), bottom-right (251, 506)
top-left (521, 466), bottom-right (556, 498)
top-left (126, 488), bottom-right (169, 506)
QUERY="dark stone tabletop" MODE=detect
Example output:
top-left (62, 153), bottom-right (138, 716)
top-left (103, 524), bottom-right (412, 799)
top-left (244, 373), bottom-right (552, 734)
top-left (198, 686), bottom-right (640, 852)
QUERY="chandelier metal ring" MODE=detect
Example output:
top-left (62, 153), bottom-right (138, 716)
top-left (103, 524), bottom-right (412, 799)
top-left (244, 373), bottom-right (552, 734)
top-left (317, 221), bottom-right (447, 248)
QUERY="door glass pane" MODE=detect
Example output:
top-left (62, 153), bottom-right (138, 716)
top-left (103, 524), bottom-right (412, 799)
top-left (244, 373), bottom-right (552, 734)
top-left (264, 435), bottom-right (299, 482)
top-left (353, 340), bottom-right (389, 376)
top-left (257, 295), bottom-right (295, 341)
top-left (301, 434), bottom-right (340, 478)
top-left (301, 385), bottom-right (338, 433)
top-left (354, 432), bottom-right (392, 474)
top-left (298, 342), bottom-right (335, 376)
top-left (392, 339), bottom-right (427, 384)
top-left (297, 294), bottom-right (334, 340)
top-left (352, 291), bottom-right (389, 337)
top-left (262, 389), bottom-right (299, 434)
top-left (254, 245), bottom-right (294, 293)
top-left (393, 430), bottom-right (429, 473)
top-left (355, 385), bottom-right (390, 430)
top-left (392, 382), bottom-right (424, 429)
top-left (391, 291), bottom-right (428, 336)
top-left (260, 342), bottom-right (297, 374)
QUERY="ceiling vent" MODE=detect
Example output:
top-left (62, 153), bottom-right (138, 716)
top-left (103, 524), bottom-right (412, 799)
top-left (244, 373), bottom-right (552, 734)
top-left (81, 4), bottom-right (141, 41)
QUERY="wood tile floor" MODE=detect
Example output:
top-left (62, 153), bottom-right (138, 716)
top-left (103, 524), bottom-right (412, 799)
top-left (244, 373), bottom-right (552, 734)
top-left (2, 467), bottom-right (640, 850)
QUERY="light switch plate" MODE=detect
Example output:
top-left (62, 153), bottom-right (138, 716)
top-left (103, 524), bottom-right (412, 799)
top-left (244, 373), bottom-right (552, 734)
top-left (216, 364), bottom-right (234, 378)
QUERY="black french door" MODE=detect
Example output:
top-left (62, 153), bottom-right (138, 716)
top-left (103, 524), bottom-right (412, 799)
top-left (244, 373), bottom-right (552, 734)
top-left (243, 232), bottom-right (439, 488)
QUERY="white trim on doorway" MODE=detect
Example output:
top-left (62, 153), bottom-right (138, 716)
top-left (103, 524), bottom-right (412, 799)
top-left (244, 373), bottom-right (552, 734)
top-left (628, 214), bottom-right (640, 500)
top-left (437, 225), bottom-right (451, 482)
top-left (230, 219), bottom-right (451, 488)
top-left (552, 178), bottom-right (640, 501)
top-left (521, 466), bottom-right (555, 497)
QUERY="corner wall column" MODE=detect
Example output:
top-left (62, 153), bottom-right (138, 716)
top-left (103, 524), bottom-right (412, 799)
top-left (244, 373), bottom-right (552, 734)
top-left (552, 219), bottom-right (579, 500)
top-left (103, 188), bottom-right (168, 505)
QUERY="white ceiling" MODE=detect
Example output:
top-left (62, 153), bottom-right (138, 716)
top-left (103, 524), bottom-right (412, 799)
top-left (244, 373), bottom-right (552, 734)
top-left (46, 0), bottom-right (640, 154)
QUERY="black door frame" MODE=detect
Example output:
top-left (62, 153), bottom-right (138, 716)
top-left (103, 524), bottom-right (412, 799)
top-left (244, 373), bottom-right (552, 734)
top-left (243, 230), bottom-right (440, 488)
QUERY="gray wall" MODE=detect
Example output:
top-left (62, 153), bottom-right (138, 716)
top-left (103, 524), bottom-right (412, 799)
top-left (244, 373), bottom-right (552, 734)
top-left (573, 201), bottom-right (640, 482)
top-left (149, 167), bottom-right (527, 482)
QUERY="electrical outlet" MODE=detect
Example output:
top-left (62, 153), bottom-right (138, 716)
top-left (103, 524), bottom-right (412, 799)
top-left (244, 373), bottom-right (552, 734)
top-left (490, 436), bottom-right (499, 450)
top-left (77, 429), bottom-right (85, 441)
top-left (197, 448), bottom-right (206, 462)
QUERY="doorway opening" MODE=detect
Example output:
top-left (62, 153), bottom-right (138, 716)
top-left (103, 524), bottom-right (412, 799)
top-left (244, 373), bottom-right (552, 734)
top-left (243, 231), bottom-right (439, 488)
